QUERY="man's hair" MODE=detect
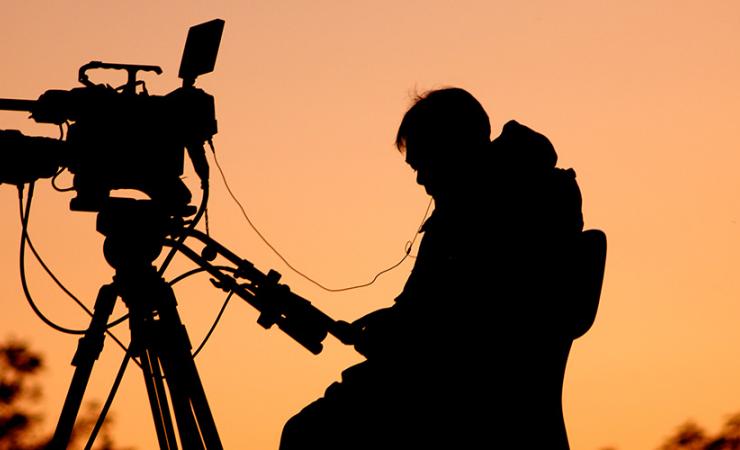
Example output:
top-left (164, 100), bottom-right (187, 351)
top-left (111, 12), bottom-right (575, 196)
top-left (395, 87), bottom-right (491, 153)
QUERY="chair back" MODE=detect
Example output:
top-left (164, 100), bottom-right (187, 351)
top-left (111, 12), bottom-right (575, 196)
top-left (570, 229), bottom-right (607, 339)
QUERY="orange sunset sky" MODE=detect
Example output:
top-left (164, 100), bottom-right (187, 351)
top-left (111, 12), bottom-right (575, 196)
top-left (1, 1), bottom-right (739, 449)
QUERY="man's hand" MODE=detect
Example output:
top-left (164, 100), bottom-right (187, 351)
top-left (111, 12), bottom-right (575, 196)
top-left (351, 307), bottom-right (398, 358)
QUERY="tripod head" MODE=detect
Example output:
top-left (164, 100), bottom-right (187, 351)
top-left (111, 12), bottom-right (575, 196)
top-left (95, 198), bottom-right (193, 271)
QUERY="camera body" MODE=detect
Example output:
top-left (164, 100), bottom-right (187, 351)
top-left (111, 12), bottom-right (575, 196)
top-left (0, 19), bottom-right (224, 214)
top-left (34, 82), bottom-right (215, 212)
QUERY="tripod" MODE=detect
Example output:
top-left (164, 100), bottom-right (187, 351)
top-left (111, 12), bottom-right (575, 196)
top-left (49, 199), bottom-right (222, 450)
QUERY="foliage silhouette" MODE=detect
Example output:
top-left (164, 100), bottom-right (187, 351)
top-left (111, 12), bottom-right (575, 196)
top-left (0, 340), bottom-right (42, 449)
top-left (602, 413), bottom-right (740, 450)
top-left (0, 340), bottom-right (131, 450)
top-left (658, 414), bottom-right (740, 450)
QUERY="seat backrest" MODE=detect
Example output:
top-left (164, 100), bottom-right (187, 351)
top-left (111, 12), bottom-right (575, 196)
top-left (569, 229), bottom-right (607, 339)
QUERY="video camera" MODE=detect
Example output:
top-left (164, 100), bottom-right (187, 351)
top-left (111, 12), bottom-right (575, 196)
top-left (0, 19), bottom-right (365, 449)
top-left (0, 18), bottom-right (357, 353)
top-left (0, 19), bottom-right (225, 215)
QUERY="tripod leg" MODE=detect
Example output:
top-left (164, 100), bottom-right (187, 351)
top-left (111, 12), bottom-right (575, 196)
top-left (140, 347), bottom-right (179, 450)
top-left (184, 362), bottom-right (222, 448)
top-left (154, 286), bottom-right (223, 450)
top-left (159, 350), bottom-right (222, 449)
top-left (159, 351), bottom-right (206, 450)
top-left (112, 260), bottom-right (223, 449)
top-left (50, 284), bottom-right (118, 450)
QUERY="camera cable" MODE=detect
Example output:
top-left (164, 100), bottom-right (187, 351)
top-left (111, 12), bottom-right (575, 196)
top-left (167, 265), bottom-right (238, 358)
top-left (83, 349), bottom-right (131, 450)
top-left (192, 291), bottom-right (234, 358)
top-left (19, 183), bottom-right (86, 335)
top-left (209, 141), bottom-right (431, 293)
top-left (18, 184), bottom-right (138, 361)
top-left (156, 170), bottom-right (210, 276)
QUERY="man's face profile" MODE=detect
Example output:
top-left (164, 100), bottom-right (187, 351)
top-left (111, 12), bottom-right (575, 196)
top-left (404, 139), bottom-right (438, 197)
top-left (404, 131), bottom-right (465, 200)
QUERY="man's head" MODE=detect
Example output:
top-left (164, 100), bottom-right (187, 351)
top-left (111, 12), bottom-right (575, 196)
top-left (395, 88), bottom-right (490, 198)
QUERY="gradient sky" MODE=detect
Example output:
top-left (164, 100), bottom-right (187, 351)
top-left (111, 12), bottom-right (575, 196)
top-left (1, 1), bottom-right (739, 449)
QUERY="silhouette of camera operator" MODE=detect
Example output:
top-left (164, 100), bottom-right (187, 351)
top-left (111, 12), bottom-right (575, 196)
top-left (280, 87), bottom-right (605, 450)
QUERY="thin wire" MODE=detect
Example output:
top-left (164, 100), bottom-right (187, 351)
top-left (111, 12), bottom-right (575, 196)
top-left (19, 185), bottom-right (138, 361)
top-left (84, 351), bottom-right (131, 450)
top-left (24, 232), bottom-right (90, 313)
top-left (192, 291), bottom-right (234, 358)
top-left (23, 231), bottom-right (132, 355)
top-left (106, 314), bottom-right (129, 329)
top-left (209, 142), bottom-right (432, 292)
top-left (168, 266), bottom-right (238, 358)
top-left (205, 208), bottom-right (210, 236)
top-left (18, 184), bottom-right (86, 335)
top-left (51, 167), bottom-right (75, 192)
top-left (168, 266), bottom-right (237, 286)
top-left (52, 124), bottom-right (74, 192)
top-left (157, 181), bottom-right (209, 276)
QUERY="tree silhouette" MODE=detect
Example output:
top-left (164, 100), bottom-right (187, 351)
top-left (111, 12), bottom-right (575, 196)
top-left (603, 413), bottom-right (740, 450)
top-left (0, 340), bottom-right (43, 449)
top-left (0, 339), bottom-right (130, 450)
top-left (657, 414), bottom-right (740, 450)
top-left (659, 421), bottom-right (710, 450)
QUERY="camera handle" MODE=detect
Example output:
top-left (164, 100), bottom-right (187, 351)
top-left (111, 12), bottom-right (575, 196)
top-left (78, 61), bottom-right (163, 95)
top-left (166, 229), bottom-right (358, 354)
